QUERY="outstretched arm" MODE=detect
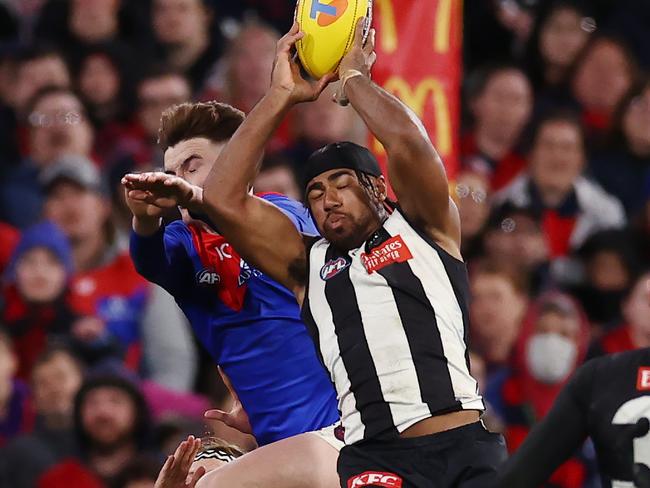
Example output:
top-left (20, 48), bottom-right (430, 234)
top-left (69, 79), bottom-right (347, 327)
top-left (201, 23), bottom-right (333, 296)
top-left (339, 21), bottom-right (460, 253)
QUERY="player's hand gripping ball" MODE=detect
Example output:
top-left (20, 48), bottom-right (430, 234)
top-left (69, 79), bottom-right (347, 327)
top-left (295, 0), bottom-right (372, 79)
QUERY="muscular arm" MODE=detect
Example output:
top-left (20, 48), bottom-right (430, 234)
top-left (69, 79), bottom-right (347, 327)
top-left (345, 76), bottom-right (460, 250)
top-left (201, 24), bottom-right (332, 297)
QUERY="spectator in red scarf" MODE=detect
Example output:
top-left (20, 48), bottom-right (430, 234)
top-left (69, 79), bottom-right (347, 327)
top-left (0, 331), bottom-right (34, 448)
top-left (595, 271), bottom-right (650, 356)
top-left (462, 63), bottom-right (533, 191)
top-left (488, 293), bottom-right (592, 488)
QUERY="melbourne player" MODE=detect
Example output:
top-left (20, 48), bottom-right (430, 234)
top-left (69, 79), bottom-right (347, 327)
top-left (123, 101), bottom-right (342, 487)
top-left (127, 20), bottom-right (507, 487)
top-left (496, 273), bottom-right (650, 488)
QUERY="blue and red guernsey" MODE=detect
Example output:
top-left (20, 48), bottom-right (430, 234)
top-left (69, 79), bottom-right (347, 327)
top-left (130, 193), bottom-right (338, 445)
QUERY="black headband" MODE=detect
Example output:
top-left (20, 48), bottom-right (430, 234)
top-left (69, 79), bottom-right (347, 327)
top-left (303, 142), bottom-right (382, 189)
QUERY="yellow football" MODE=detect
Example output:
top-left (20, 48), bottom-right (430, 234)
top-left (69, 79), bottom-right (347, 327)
top-left (295, 0), bottom-right (372, 79)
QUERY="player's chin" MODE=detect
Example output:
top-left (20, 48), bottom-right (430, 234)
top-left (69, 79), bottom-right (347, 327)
top-left (323, 225), bottom-right (362, 251)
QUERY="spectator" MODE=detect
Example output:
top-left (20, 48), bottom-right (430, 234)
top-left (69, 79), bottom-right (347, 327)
top-left (38, 372), bottom-right (155, 487)
top-left (0, 222), bottom-right (19, 275)
top-left (571, 230), bottom-right (641, 330)
top-left (570, 35), bottom-right (638, 140)
top-left (491, 293), bottom-right (592, 488)
top-left (203, 20), bottom-right (278, 114)
top-left (0, 346), bottom-right (83, 488)
top-left (76, 44), bottom-right (136, 133)
top-left (483, 204), bottom-right (550, 293)
top-left (41, 155), bottom-right (197, 390)
top-left (107, 68), bottom-right (191, 172)
top-left (463, 64), bottom-right (533, 191)
top-left (594, 271), bottom-right (650, 356)
top-left (496, 111), bottom-right (626, 260)
top-left (454, 170), bottom-right (491, 260)
top-left (152, 0), bottom-right (221, 94)
top-left (0, 331), bottom-right (33, 448)
top-left (469, 262), bottom-right (529, 373)
top-left (253, 153), bottom-right (301, 201)
top-left (0, 86), bottom-right (94, 227)
top-left (525, 1), bottom-right (594, 92)
top-left (116, 455), bottom-right (161, 488)
top-left (590, 78), bottom-right (650, 217)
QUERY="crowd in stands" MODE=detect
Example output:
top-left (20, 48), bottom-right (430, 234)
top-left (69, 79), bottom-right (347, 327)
top-left (0, 1), bottom-right (647, 487)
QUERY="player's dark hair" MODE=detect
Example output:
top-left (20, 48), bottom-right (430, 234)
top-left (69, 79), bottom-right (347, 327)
top-left (158, 102), bottom-right (245, 150)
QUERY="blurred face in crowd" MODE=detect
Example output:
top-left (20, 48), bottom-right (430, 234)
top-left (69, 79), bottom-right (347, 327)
top-left (535, 309), bottom-right (579, 340)
top-left (79, 54), bottom-right (121, 106)
top-left (572, 39), bottom-right (635, 115)
top-left (70, 0), bottom-right (120, 42)
top-left (28, 92), bottom-right (94, 167)
top-left (529, 120), bottom-right (585, 198)
top-left (470, 271), bottom-right (527, 363)
top-left (0, 338), bottom-right (17, 406)
top-left (539, 7), bottom-right (591, 72)
top-left (227, 26), bottom-right (278, 106)
top-left (15, 247), bottom-right (67, 304)
top-left (623, 86), bottom-right (650, 156)
top-left (484, 212), bottom-right (548, 269)
top-left (587, 250), bottom-right (630, 291)
top-left (472, 69), bottom-right (532, 143)
top-left (32, 352), bottom-right (82, 419)
top-left (44, 182), bottom-right (110, 244)
top-left (455, 171), bottom-right (490, 240)
top-left (12, 55), bottom-right (70, 112)
top-left (623, 273), bottom-right (650, 334)
top-left (254, 165), bottom-right (300, 201)
top-left (294, 85), bottom-right (358, 144)
top-left (81, 386), bottom-right (138, 449)
top-left (153, 0), bottom-right (210, 46)
top-left (138, 75), bottom-right (191, 139)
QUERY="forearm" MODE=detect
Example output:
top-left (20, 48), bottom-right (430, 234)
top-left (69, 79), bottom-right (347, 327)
top-left (203, 89), bottom-right (292, 211)
top-left (130, 227), bottom-right (172, 289)
top-left (345, 76), bottom-right (430, 154)
top-left (132, 215), bottom-right (161, 237)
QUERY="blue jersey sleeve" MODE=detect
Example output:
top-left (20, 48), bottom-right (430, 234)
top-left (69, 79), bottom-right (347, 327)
top-left (259, 193), bottom-right (319, 237)
top-left (130, 221), bottom-right (193, 295)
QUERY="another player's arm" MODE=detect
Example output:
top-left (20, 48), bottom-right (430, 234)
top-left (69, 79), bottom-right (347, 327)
top-left (202, 23), bottom-right (333, 297)
top-left (495, 361), bottom-right (595, 487)
top-left (341, 21), bottom-right (460, 253)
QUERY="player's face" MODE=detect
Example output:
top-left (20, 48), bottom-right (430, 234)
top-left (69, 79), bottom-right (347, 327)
top-left (164, 137), bottom-right (226, 188)
top-left (306, 169), bottom-right (386, 250)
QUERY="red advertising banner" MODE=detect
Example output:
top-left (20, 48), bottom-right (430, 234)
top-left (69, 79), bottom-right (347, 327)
top-left (371, 0), bottom-right (462, 185)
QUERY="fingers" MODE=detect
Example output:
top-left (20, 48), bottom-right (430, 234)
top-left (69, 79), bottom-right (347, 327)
top-left (277, 21), bottom-right (304, 56)
top-left (188, 466), bottom-right (207, 487)
top-left (353, 17), bottom-right (367, 47)
top-left (364, 28), bottom-right (376, 55)
top-left (314, 73), bottom-right (337, 96)
top-left (204, 408), bottom-right (229, 422)
top-left (128, 189), bottom-right (151, 201)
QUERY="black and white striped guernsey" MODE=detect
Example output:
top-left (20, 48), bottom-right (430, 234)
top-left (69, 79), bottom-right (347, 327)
top-left (301, 208), bottom-right (484, 445)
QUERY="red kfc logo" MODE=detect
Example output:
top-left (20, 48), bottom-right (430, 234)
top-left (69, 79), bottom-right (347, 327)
top-left (347, 471), bottom-right (403, 488)
top-left (637, 367), bottom-right (650, 391)
top-left (361, 235), bottom-right (413, 274)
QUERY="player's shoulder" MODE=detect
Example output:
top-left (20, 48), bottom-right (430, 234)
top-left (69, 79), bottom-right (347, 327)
top-left (256, 192), bottom-right (319, 237)
top-left (257, 191), bottom-right (301, 209)
top-left (574, 349), bottom-right (650, 388)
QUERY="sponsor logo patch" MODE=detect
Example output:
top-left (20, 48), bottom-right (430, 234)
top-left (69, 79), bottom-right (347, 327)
top-left (361, 235), bottom-right (413, 274)
top-left (348, 471), bottom-right (403, 488)
top-left (320, 257), bottom-right (350, 280)
top-left (637, 367), bottom-right (650, 391)
top-left (196, 269), bottom-right (221, 286)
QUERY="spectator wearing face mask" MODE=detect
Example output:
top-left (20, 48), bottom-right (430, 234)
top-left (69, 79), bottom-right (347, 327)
top-left (593, 271), bottom-right (650, 357)
top-left (462, 64), bottom-right (533, 191)
top-left (0, 346), bottom-right (83, 488)
top-left (491, 293), bottom-right (592, 488)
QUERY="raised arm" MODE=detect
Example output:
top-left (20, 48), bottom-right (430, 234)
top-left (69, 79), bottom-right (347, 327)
top-left (338, 21), bottom-right (460, 251)
top-left (201, 23), bottom-right (333, 296)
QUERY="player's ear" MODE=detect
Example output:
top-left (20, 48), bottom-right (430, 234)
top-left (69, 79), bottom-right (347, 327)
top-left (374, 176), bottom-right (387, 202)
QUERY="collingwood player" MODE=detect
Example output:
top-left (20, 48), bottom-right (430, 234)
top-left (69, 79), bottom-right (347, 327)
top-left (195, 20), bottom-right (506, 487)
top-left (496, 272), bottom-right (650, 488)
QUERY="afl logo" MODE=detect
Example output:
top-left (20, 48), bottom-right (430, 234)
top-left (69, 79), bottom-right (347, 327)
top-left (196, 269), bottom-right (221, 286)
top-left (310, 0), bottom-right (348, 26)
top-left (320, 257), bottom-right (350, 280)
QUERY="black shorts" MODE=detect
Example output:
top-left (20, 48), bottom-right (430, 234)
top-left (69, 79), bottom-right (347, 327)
top-left (337, 421), bottom-right (507, 488)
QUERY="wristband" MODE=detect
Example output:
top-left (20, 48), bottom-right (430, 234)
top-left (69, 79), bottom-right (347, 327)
top-left (336, 69), bottom-right (366, 106)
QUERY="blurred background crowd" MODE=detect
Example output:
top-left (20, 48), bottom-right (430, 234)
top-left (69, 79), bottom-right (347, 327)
top-left (0, 0), bottom-right (648, 487)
